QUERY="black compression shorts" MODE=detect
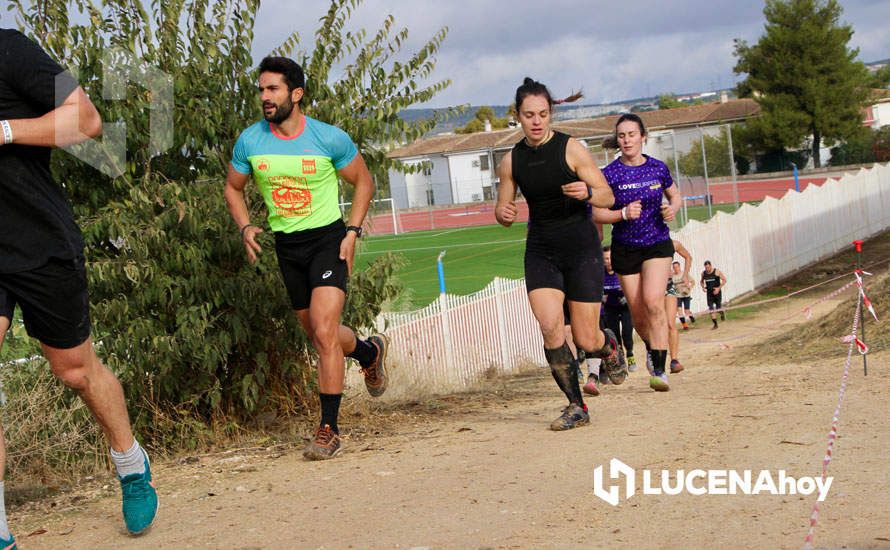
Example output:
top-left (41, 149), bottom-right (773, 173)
top-left (610, 239), bottom-right (675, 276)
top-left (524, 219), bottom-right (603, 302)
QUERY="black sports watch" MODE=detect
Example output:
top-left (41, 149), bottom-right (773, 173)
top-left (346, 225), bottom-right (363, 238)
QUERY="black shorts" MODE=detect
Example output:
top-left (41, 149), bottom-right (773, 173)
top-left (678, 296), bottom-right (692, 310)
top-left (275, 220), bottom-right (349, 310)
top-left (0, 256), bottom-right (91, 349)
top-left (707, 292), bottom-right (723, 310)
top-left (610, 239), bottom-right (675, 276)
top-left (524, 220), bottom-right (603, 302)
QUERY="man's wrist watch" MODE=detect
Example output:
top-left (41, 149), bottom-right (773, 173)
top-left (346, 225), bottom-right (363, 238)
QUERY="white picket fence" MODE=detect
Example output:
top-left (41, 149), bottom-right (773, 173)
top-left (346, 163), bottom-right (890, 395)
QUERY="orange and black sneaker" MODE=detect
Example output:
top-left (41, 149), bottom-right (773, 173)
top-left (303, 424), bottom-right (342, 460)
top-left (670, 359), bottom-right (685, 374)
top-left (361, 334), bottom-right (390, 397)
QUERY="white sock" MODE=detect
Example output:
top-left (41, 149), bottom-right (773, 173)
top-left (110, 440), bottom-right (147, 478)
top-left (586, 357), bottom-right (601, 376)
top-left (0, 481), bottom-right (9, 540)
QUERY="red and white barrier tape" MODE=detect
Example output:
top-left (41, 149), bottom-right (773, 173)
top-left (803, 298), bottom-right (862, 550)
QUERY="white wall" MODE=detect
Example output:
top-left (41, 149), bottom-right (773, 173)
top-left (446, 150), bottom-right (495, 204)
top-left (388, 155), bottom-right (453, 209)
top-left (871, 102), bottom-right (890, 129)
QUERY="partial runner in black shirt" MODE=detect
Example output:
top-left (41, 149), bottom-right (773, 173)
top-left (495, 77), bottom-right (628, 432)
top-left (0, 29), bottom-right (158, 542)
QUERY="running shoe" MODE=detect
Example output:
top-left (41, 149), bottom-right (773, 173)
top-left (549, 404), bottom-right (590, 431)
top-left (303, 424), bottom-right (342, 460)
top-left (627, 354), bottom-right (637, 373)
top-left (720, 311), bottom-right (726, 321)
top-left (645, 353), bottom-right (655, 376)
top-left (119, 451), bottom-right (158, 535)
top-left (598, 365), bottom-right (611, 385)
top-left (582, 374), bottom-right (600, 396)
top-left (649, 373), bottom-right (670, 392)
top-left (600, 329), bottom-right (628, 385)
top-left (361, 334), bottom-right (390, 397)
top-left (670, 359), bottom-right (684, 374)
top-left (0, 534), bottom-right (15, 549)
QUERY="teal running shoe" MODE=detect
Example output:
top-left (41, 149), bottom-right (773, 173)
top-left (120, 451), bottom-right (158, 535)
top-left (0, 533), bottom-right (16, 549)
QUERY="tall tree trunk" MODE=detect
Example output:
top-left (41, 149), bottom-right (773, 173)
top-left (812, 129), bottom-right (822, 168)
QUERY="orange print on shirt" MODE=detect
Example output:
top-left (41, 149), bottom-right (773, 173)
top-left (302, 158), bottom-right (317, 175)
top-left (270, 175), bottom-right (312, 217)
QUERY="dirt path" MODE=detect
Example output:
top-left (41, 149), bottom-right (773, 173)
top-left (9, 289), bottom-right (890, 549)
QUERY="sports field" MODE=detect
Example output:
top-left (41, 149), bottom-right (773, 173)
top-left (357, 203), bottom-right (749, 308)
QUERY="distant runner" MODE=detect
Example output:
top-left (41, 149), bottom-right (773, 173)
top-left (665, 241), bottom-right (692, 373)
top-left (701, 260), bottom-right (728, 329)
top-left (673, 261), bottom-right (695, 330)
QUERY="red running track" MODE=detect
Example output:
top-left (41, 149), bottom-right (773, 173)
top-left (365, 176), bottom-right (829, 235)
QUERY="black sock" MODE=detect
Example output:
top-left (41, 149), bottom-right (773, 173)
top-left (348, 337), bottom-right (377, 366)
top-left (690, 315), bottom-right (696, 322)
top-left (679, 316), bottom-right (686, 324)
top-left (545, 344), bottom-right (584, 406)
top-left (319, 393), bottom-right (342, 434)
top-left (649, 349), bottom-right (668, 376)
top-left (713, 318), bottom-right (718, 327)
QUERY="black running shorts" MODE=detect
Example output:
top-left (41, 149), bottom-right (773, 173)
top-left (0, 256), bottom-right (91, 349)
top-left (706, 292), bottom-right (723, 310)
top-left (274, 220), bottom-right (349, 310)
top-left (524, 219), bottom-right (603, 302)
top-left (610, 239), bottom-right (675, 276)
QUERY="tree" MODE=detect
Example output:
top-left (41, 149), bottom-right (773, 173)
top-left (678, 128), bottom-right (737, 178)
top-left (829, 127), bottom-right (876, 166)
top-left (658, 94), bottom-right (685, 110)
top-left (8, 0), bottom-right (451, 436)
top-left (733, 0), bottom-right (879, 167)
top-left (455, 105), bottom-right (509, 134)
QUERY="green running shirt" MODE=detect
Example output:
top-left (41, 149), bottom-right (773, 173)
top-left (231, 116), bottom-right (358, 233)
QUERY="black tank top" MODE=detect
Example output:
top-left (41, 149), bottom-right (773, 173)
top-left (702, 269), bottom-right (721, 292)
top-left (511, 131), bottom-right (587, 231)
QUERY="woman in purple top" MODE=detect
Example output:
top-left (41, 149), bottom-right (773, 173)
top-left (594, 114), bottom-right (682, 392)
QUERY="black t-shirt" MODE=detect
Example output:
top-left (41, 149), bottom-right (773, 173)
top-left (0, 29), bottom-right (82, 273)
top-left (511, 131), bottom-right (588, 233)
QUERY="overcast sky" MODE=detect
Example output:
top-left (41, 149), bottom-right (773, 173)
top-left (252, 0), bottom-right (890, 107)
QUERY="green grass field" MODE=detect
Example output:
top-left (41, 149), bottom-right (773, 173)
top-left (357, 203), bottom-right (752, 309)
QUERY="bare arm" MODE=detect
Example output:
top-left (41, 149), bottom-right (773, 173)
top-left (337, 154), bottom-right (375, 274)
top-left (672, 240), bottom-right (692, 279)
top-left (5, 87), bottom-right (102, 147)
top-left (660, 182), bottom-right (683, 222)
top-left (223, 164), bottom-right (263, 264)
top-left (495, 153), bottom-right (519, 227)
top-left (718, 269), bottom-right (727, 290)
top-left (563, 138), bottom-right (613, 208)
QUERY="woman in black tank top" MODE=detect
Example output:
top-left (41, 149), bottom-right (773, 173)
top-left (494, 77), bottom-right (629, 431)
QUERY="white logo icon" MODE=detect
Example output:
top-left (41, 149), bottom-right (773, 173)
top-left (593, 458), bottom-right (832, 506)
top-left (322, 270), bottom-right (333, 279)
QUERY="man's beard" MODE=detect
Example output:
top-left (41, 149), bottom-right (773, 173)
top-left (263, 97), bottom-right (294, 123)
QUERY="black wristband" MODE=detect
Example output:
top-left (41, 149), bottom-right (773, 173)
top-left (240, 223), bottom-right (253, 237)
top-left (586, 186), bottom-right (593, 201)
